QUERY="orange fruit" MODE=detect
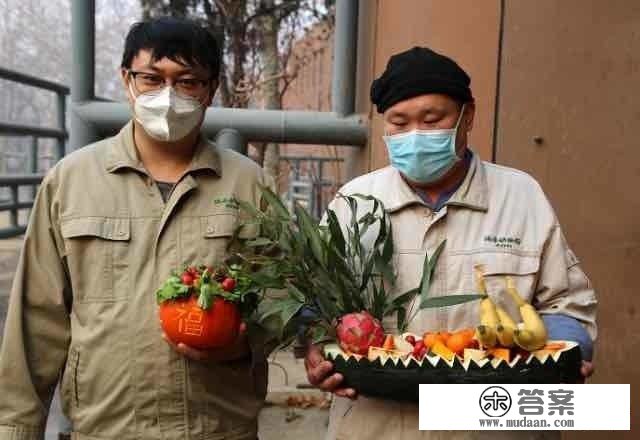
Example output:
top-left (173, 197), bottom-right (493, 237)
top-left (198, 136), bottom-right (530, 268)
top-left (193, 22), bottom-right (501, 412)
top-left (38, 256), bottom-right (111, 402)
top-left (446, 329), bottom-right (477, 355)
top-left (446, 332), bottom-right (469, 355)
top-left (439, 331), bottom-right (452, 344)
top-left (459, 328), bottom-right (475, 339)
top-left (422, 332), bottom-right (444, 349)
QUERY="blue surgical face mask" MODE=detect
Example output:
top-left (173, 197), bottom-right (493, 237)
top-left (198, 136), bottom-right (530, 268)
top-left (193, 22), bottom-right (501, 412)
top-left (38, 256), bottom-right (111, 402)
top-left (383, 104), bottom-right (466, 184)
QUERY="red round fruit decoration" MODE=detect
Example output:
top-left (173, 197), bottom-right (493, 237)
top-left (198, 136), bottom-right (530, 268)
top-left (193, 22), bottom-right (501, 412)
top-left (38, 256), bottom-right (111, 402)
top-left (221, 277), bottom-right (237, 292)
top-left (159, 295), bottom-right (241, 349)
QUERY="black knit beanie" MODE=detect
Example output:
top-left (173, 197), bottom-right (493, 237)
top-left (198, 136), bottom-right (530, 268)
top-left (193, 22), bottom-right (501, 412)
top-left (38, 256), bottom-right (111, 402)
top-left (371, 46), bottom-right (473, 113)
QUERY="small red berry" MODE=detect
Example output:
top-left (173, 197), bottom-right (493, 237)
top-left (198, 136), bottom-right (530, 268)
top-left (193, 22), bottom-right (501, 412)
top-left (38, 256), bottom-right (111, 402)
top-left (181, 273), bottom-right (194, 286)
top-left (405, 335), bottom-right (416, 345)
top-left (221, 277), bottom-right (236, 292)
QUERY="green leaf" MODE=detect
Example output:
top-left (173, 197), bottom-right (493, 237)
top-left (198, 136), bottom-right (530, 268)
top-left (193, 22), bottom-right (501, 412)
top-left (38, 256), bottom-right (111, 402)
top-left (419, 294), bottom-right (484, 309)
top-left (156, 276), bottom-right (190, 304)
top-left (260, 185), bottom-right (291, 219)
top-left (246, 237), bottom-right (274, 247)
top-left (419, 249), bottom-right (433, 301)
top-left (326, 209), bottom-right (346, 256)
top-left (419, 239), bottom-right (447, 306)
top-left (396, 307), bottom-right (408, 333)
top-left (387, 287), bottom-right (419, 313)
top-left (294, 202), bottom-right (326, 267)
top-left (374, 251), bottom-right (395, 285)
top-left (428, 239), bottom-right (447, 276)
top-left (287, 282), bottom-right (306, 302)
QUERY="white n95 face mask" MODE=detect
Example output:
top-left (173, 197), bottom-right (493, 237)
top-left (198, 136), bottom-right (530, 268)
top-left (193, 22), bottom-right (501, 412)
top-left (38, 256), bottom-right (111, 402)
top-left (130, 84), bottom-right (205, 142)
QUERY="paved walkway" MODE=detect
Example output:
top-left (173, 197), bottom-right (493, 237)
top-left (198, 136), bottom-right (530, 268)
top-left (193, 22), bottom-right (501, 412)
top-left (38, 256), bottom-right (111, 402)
top-left (0, 237), bottom-right (329, 440)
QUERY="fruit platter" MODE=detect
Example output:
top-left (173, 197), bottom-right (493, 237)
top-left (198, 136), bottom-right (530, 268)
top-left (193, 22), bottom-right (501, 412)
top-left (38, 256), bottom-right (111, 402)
top-left (226, 188), bottom-right (582, 402)
top-left (323, 271), bottom-right (582, 402)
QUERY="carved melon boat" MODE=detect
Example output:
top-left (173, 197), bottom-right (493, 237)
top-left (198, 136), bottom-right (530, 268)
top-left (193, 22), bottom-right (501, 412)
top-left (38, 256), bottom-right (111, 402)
top-left (324, 340), bottom-right (582, 402)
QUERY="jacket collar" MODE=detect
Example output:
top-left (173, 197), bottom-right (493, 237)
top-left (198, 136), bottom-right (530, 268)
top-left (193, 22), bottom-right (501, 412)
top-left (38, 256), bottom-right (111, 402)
top-left (105, 121), bottom-right (222, 176)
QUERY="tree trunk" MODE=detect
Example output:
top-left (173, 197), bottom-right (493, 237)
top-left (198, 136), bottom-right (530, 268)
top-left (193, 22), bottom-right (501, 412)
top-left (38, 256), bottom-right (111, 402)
top-left (257, 0), bottom-right (282, 186)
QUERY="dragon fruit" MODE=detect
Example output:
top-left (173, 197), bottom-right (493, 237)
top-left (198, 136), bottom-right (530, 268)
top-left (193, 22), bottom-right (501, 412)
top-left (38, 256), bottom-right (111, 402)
top-left (336, 311), bottom-right (385, 355)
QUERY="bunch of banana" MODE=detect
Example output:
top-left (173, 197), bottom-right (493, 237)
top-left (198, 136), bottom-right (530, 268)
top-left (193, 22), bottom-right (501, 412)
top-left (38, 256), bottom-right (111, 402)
top-left (474, 266), bottom-right (545, 351)
top-left (505, 276), bottom-right (547, 351)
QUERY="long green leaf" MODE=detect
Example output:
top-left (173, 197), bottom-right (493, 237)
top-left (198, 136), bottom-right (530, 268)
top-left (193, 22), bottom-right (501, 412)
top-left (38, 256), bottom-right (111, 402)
top-left (419, 239), bottom-right (447, 305)
top-left (420, 294), bottom-right (484, 309)
top-left (286, 282), bottom-right (306, 302)
top-left (294, 203), bottom-right (326, 267)
top-left (396, 307), bottom-right (408, 333)
top-left (326, 209), bottom-right (346, 256)
top-left (428, 239), bottom-right (447, 277)
top-left (259, 185), bottom-right (291, 219)
top-left (387, 287), bottom-right (419, 313)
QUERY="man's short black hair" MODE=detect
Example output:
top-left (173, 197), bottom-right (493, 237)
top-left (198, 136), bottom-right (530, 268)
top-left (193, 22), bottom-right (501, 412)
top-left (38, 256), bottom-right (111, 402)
top-left (121, 16), bottom-right (220, 80)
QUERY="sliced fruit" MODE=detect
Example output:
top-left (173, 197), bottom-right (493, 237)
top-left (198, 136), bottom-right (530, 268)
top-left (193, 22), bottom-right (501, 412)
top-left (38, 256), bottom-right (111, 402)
top-left (487, 347), bottom-right (511, 363)
top-left (541, 342), bottom-right (567, 351)
top-left (446, 331), bottom-right (474, 355)
top-left (382, 334), bottom-right (395, 350)
top-left (394, 334), bottom-right (414, 353)
top-left (423, 331), bottom-right (449, 349)
top-left (367, 346), bottom-right (410, 362)
top-left (463, 348), bottom-right (487, 362)
top-left (430, 341), bottom-right (455, 362)
top-left (412, 340), bottom-right (426, 359)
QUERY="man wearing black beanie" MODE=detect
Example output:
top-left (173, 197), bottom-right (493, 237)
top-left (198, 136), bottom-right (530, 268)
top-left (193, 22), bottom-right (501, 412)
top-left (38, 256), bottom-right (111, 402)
top-left (305, 47), bottom-right (597, 440)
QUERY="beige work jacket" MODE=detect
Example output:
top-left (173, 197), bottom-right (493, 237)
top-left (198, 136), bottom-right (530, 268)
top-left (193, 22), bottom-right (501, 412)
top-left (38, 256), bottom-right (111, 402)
top-left (0, 122), bottom-right (268, 440)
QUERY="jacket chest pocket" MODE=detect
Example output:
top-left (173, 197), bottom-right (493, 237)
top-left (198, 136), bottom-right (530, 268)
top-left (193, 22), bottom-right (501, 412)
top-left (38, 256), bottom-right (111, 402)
top-left (61, 217), bottom-right (131, 302)
top-left (199, 213), bottom-right (237, 265)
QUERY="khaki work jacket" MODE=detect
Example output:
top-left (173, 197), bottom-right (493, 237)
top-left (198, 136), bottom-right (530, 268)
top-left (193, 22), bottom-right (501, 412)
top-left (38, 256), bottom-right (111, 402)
top-left (0, 122), bottom-right (268, 440)
top-left (325, 151), bottom-right (597, 440)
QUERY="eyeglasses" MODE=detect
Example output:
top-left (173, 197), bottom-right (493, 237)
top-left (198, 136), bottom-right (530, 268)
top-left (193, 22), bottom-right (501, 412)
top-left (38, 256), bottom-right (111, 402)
top-left (128, 70), bottom-right (211, 97)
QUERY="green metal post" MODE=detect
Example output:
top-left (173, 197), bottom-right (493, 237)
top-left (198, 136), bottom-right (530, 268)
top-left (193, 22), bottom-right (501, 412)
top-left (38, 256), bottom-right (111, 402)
top-left (215, 128), bottom-right (247, 155)
top-left (9, 185), bottom-right (18, 227)
top-left (57, 92), bottom-right (67, 159)
top-left (70, 0), bottom-right (98, 150)
top-left (332, 0), bottom-right (358, 116)
top-left (30, 137), bottom-right (38, 201)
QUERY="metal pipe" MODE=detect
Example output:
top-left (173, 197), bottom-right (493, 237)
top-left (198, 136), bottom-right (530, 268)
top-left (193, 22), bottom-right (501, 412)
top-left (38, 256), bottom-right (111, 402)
top-left (0, 175), bottom-right (44, 186)
top-left (70, 0), bottom-right (98, 150)
top-left (331, 0), bottom-right (359, 116)
top-left (0, 226), bottom-right (27, 239)
top-left (215, 128), bottom-right (247, 155)
top-left (75, 102), bottom-right (368, 146)
top-left (30, 137), bottom-right (38, 200)
top-left (9, 185), bottom-right (18, 227)
top-left (0, 67), bottom-right (69, 94)
top-left (57, 93), bottom-right (67, 159)
top-left (0, 122), bottom-right (66, 139)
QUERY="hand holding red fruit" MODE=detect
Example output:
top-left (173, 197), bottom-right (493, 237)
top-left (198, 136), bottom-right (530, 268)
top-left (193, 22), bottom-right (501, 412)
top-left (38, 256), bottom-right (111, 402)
top-left (156, 265), bottom-right (258, 359)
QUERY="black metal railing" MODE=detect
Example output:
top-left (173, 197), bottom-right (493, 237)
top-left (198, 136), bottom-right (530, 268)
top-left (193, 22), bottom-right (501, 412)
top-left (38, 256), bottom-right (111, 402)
top-left (0, 67), bottom-right (68, 238)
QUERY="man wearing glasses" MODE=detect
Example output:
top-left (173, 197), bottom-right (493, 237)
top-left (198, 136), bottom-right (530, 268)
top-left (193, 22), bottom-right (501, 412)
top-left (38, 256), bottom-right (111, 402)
top-left (0, 17), bottom-right (268, 440)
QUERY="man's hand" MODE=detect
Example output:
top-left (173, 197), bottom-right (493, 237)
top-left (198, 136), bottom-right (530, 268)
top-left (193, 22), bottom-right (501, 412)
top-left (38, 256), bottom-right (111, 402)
top-left (304, 344), bottom-right (357, 399)
top-left (580, 360), bottom-right (594, 381)
top-left (162, 322), bottom-right (250, 362)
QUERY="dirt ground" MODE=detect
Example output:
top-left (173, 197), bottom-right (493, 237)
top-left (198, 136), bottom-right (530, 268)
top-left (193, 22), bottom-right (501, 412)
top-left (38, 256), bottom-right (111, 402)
top-left (0, 236), bottom-right (329, 440)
